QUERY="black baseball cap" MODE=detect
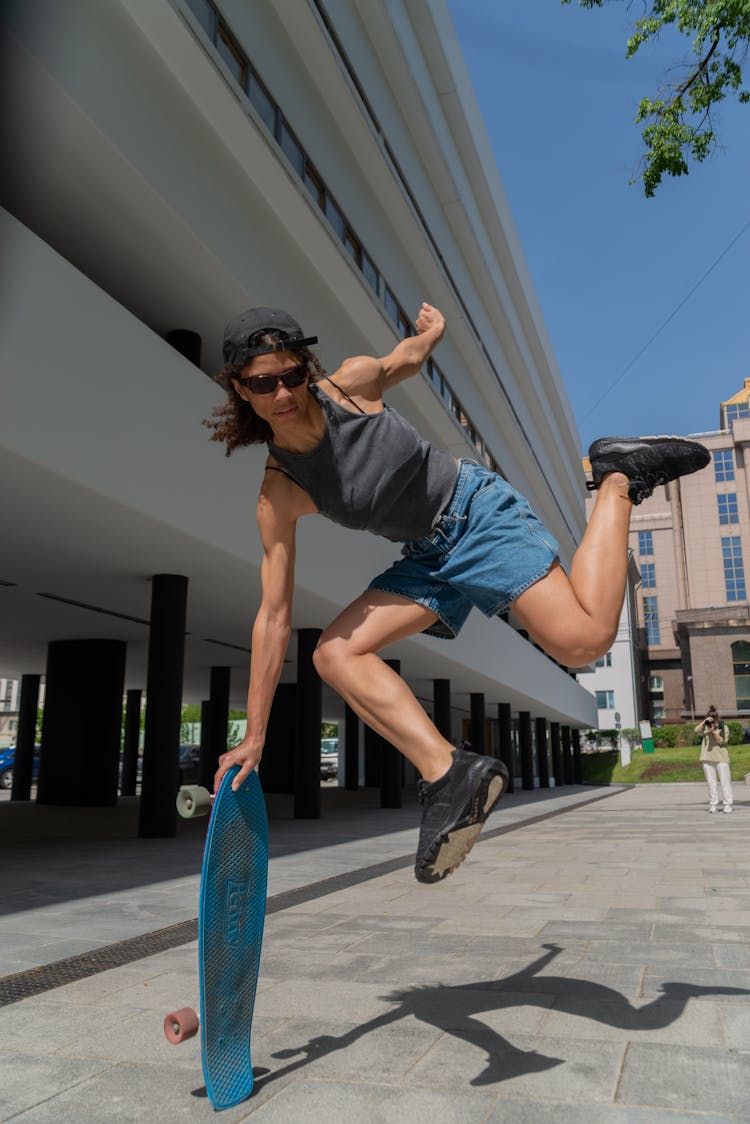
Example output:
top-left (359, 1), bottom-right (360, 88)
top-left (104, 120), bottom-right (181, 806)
top-left (222, 307), bottom-right (318, 367)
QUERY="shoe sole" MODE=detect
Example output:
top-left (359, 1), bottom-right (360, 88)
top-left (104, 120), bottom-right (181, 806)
top-left (416, 771), bottom-right (507, 884)
top-left (590, 435), bottom-right (700, 454)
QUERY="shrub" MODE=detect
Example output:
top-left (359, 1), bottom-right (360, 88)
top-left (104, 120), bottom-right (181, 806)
top-left (727, 720), bottom-right (745, 745)
top-left (653, 725), bottom-right (679, 747)
top-left (597, 729), bottom-right (620, 750)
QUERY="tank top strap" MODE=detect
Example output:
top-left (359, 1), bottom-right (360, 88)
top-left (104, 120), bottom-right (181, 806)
top-left (317, 375), bottom-right (367, 415)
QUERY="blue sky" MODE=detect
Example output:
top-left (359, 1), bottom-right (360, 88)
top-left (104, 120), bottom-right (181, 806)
top-left (447, 1), bottom-right (750, 452)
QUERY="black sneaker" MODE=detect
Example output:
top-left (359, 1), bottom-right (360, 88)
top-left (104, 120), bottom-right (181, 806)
top-left (415, 748), bottom-right (509, 884)
top-left (587, 435), bottom-right (710, 505)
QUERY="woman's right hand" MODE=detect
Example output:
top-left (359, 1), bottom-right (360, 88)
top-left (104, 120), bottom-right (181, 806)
top-left (214, 738), bottom-right (263, 793)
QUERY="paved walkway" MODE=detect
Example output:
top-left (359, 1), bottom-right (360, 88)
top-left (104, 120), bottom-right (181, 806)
top-left (1, 782), bottom-right (749, 1120)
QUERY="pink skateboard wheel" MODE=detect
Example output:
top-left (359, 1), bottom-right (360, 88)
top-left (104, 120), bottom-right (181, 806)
top-left (163, 1007), bottom-right (199, 1044)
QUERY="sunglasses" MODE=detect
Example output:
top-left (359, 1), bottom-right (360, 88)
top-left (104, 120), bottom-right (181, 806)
top-left (235, 365), bottom-right (308, 395)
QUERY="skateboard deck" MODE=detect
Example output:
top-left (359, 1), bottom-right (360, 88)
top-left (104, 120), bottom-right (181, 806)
top-left (169, 767), bottom-right (268, 1110)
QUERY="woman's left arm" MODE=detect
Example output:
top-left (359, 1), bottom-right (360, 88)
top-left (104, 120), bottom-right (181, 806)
top-left (380, 303), bottom-right (445, 389)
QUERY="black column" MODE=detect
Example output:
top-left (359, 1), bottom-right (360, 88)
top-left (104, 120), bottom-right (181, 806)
top-left (138, 574), bottom-right (188, 837)
top-left (572, 728), bottom-right (583, 784)
top-left (470, 693), bottom-right (486, 755)
top-left (550, 721), bottom-right (564, 787)
top-left (536, 717), bottom-right (550, 788)
top-left (562, 725), bottom-right (574, 785)
top-left (363, 723), bottom-right (380, 786)
top-left (199, 666), bottom-right (230, 788)
top-left (294, 629), bottom-right (322, 819)
top-left (259, 684), bottom-right (296, 794)
top-left (519, 710), bottom-right (534, 790)
top-left (120, 689), bottom-right (142, 796)
top-left (497, 702), bottom-right (514, 793)
top-left (379, 659), bottom-right (402, 809)
top-left (38, 640), bottom-right (126, 807)
top-left (10, 674), bottom-right (40, 801)
top-left (344, 703), bottom-right (359, 790)
top-left (433, 679), bottom-right (452, 741)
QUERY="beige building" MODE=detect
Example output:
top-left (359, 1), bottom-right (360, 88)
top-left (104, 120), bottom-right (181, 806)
top-left (587, 379), bottom-right (750, 726)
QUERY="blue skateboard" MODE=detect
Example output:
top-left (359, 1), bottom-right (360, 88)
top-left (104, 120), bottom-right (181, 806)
top-left (165, 767), bottom-right (268, 1110)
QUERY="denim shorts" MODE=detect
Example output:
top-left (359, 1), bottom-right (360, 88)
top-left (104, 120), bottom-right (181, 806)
top-left (368, 459), bottom-right (560, 639)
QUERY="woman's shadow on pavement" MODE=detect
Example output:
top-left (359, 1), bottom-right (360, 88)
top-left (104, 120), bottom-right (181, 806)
top-left (255, 942), bottom-right (750, 1091)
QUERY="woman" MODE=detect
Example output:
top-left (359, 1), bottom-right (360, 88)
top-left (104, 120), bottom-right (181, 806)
top-left (696, 707), bottom-right (733, 813)
top-left (206, 302), bottom-right (710, 882)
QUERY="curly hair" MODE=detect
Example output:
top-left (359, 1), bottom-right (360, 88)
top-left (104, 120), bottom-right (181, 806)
top-left (203, 332), bottom-right (326, 455)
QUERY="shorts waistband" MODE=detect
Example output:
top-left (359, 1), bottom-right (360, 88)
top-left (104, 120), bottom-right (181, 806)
top-left (437, 459), bottom-right (485, 523)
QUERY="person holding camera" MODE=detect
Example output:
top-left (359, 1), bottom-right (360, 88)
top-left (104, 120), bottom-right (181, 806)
top-left (696, 707), bottom-right (733, 814)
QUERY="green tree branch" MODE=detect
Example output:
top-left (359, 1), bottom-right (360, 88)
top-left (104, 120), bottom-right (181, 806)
top-left (563, 0), bottom-right (750, 195)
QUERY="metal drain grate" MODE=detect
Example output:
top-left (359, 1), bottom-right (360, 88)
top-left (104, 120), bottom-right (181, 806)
top-left (0, 919), bottom-right (197, 1006)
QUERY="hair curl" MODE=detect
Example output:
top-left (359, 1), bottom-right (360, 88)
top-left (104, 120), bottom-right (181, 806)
top-left (203, 332), bottom-right (326, 456)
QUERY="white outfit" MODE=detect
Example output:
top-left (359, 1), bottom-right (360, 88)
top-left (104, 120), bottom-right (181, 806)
top-left (702, 761), bottom-right (733, 809)
top-left (699, 723), bottom-right (733, 810)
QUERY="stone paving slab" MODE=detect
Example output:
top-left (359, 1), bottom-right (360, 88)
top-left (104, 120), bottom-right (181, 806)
top-left (616, 1042), bottom-right (750, 1115)
top-left (242, 1078), bottom-right (499, 1123)
top-left (2, 782), bottom-right (750, 1120)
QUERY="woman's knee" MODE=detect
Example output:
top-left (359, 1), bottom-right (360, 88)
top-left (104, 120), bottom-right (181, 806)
top-left (312, 632), bottom-right (351, 685)
top-left (547, 623), bottom-right (617, 669)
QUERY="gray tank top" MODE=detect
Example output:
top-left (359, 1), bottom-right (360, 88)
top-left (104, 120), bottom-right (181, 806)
top-left (267, 381), bottom-right (457, 543)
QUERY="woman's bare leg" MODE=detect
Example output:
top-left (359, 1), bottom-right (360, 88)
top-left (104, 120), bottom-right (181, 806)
top-left (312, 591), bottom-right (455, 782)
top-left (512, 472), bottom-right (632, 666)
top-left (315, 471), bottom-right (635, 774)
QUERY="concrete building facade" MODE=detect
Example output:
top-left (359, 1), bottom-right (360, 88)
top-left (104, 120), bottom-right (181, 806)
top-left (2, 0), bottom-right (595, 819)
top-left (577, 555), bottom-right (645, 733)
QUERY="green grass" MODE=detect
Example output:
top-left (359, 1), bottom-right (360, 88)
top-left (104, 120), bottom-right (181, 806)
top-left (581, 743), bottom-right (750, 785)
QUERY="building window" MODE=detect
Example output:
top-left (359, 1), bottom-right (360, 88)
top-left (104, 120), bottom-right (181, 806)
top-left (643, 595), bottom-right (660, 645)
top-left (280, 121), bottom-right (305, 176)
top-left (595, 690), bottom-right (615, 709)
top-left (247, 70), bottom-right (277, 134)
top-left (725, 402), bottom-right (750, 427)
top-left (303, 162), bottom-right (325, 208)
top-left (426, 359), bottom-right (442, 394)
top-left (595, 652), bottom-right (612, 668)
top-left (638, 530), bottom-right (654, 556)
top-left (732, 640), bottom-right (750, 709)
top-left (185, 0), bottom-right (216, 37)
top-left (344, 229), bottom-right (362, 267)
top-left (216, 25), bottom-right (245, 85)
top-left (718, 493), bottom-right (739, 525)
top-left (324, 193), bottom-right (346, 241)
top-left (384, 287), bottom-right (400, 327)
top-left (722, 536), bottom-right (747, 601)
top-left (361, 250), bottom-right (379, 295)
top-left (648, 674), bottom-right (664, 702)
top-left (714, 449), bottom-right (735, 482)
top-left (640, 562), bottom-right (656, 589)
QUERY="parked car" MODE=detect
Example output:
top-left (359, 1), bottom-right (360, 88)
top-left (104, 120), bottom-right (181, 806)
top-left (118, 745), bottom-right (200, 791)
top-left (179, 744), bottom-right (201, 783)
top-left (0, 745), bottom-right (41, 790)
top-left (320, 737), bottom-right (339, 780)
